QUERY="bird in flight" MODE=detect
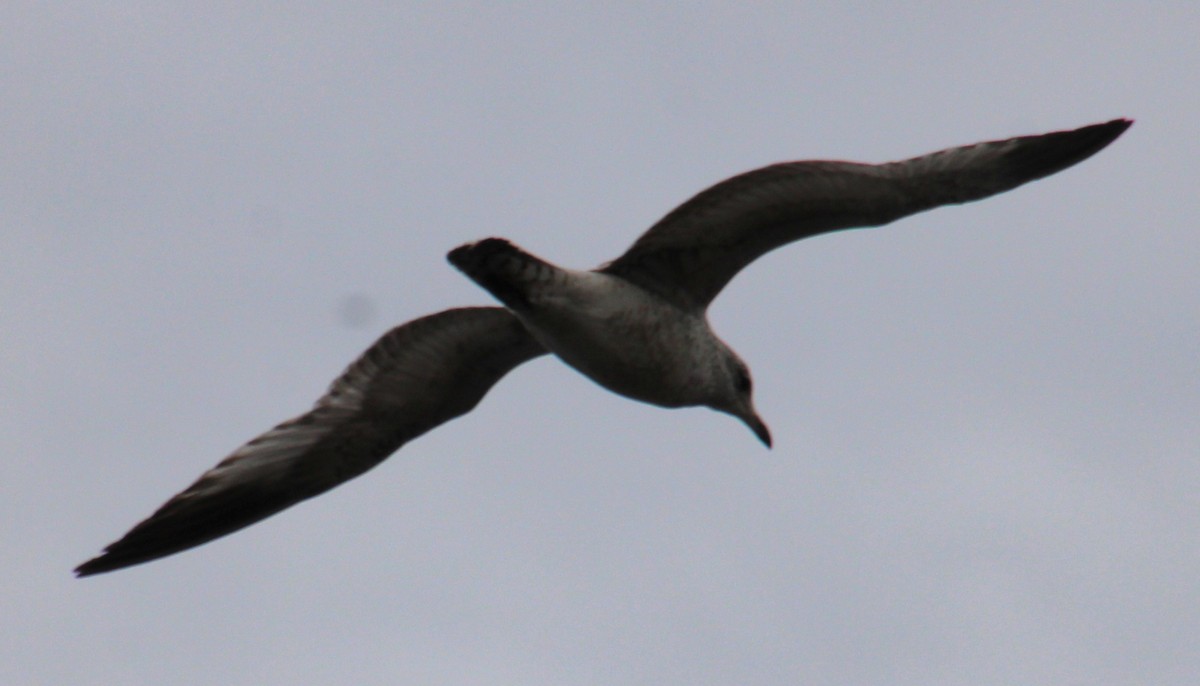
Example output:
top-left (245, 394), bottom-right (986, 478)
top-left (75, 119), bottom-right (1131, 576)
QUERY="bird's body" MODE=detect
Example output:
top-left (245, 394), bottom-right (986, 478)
top-left (76, 119), bottom-right (1131, 576)
top-left (447, 240), bottom-right (748, 415)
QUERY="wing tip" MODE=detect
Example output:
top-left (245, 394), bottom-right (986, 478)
top-left (1045, 117), bottom-right (1134, 157)
top-left (1069, 116), bottom-right (1132, 145)
top-left (73, 547), bottom-right (135, 577)
top-left (73, 556), bottom-right (112, 578)
top-left (1083, 117), bottom-right (1134, 144)
top-left (1002, 117), bottom-right (1133, 184)
top-left (74, 533), bottom-right (176, 577)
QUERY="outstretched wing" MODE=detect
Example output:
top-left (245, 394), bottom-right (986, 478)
top-left (75, 307), bottom-right (545, 576)
top-left (601, 119), bottom-right (1131, 310)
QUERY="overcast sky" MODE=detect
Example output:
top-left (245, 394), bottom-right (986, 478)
top-left (3, 3), bottom-right (1197, 685)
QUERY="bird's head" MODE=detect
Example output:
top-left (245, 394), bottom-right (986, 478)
top-left (717, 354), bottom-right (772, 448)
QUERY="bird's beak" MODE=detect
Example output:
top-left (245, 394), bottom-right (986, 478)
top-left (742, 412), bottom-right (772, 449)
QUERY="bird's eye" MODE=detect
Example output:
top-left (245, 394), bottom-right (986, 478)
top-left (734, 367), bottom-right (752, 394)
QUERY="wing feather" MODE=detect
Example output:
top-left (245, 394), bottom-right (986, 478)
top-left (601, 119), bottom-right (1131, 309)
top-left (75, 307), bottom-right (544, 576)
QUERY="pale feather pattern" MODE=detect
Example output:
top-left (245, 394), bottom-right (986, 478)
top-left (601, 119), bottom-right (1132, 309)
top-left (74, 307), bottom-right (544, 576)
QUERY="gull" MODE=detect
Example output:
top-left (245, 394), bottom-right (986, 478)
top-left (75, 119), bottom-right (1131, 576)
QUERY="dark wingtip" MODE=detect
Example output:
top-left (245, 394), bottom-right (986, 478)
top-left (73, 485), bottom-right (308, 577)
top-left (74, 540), bottom-right (162, 577)
top-left (74, 548), bottom-right (128, 577)
top-left (1079, 118), bottom-right (1134, 146)
top-left (1096, 117), bottom-right (1133, 130)
top-left (1005, 118), bottom-right (1133, 183)
top-left (73, 558), bottom-right (106, 578)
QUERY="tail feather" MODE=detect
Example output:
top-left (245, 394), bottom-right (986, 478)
top-left (447, 238), bottom-right (557, 309)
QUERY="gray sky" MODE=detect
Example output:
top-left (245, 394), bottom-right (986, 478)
top-left (3, 3), bottom-right (1196, 685)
